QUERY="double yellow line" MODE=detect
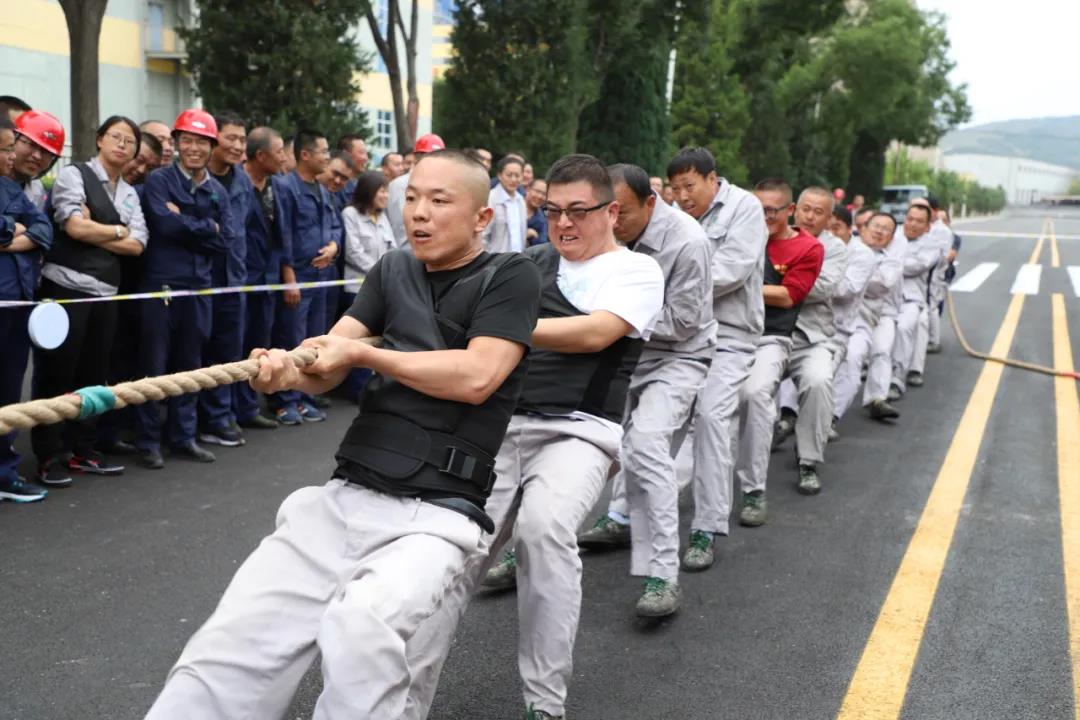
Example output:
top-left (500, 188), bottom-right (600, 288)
top-left (838, 219), bottom-right (1080, 718)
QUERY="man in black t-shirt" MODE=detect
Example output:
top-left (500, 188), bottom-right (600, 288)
top-left (145, 151), bottom-right (541, 720)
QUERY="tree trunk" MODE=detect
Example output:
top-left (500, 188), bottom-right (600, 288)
top-left (848, 130), bottom-right (887, 204)
top-left (366, 3), bottom-right (409, 151)
top-left (404, 0), bottom-right (419, 146)
top-left (58, 0), bottom-right (108, 161)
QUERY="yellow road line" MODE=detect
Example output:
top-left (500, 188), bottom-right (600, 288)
top-left (1053, 293), bottom-right (1080, 713)
top-left (837, 277), bottom-right (1033, 719)
top-left (1052, 220), bottom-right (1061, 268)
top-left (1031, 218), bottom-right (1048, 264)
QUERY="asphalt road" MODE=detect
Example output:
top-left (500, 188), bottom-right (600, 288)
top-left (2, 208), bottom-right (1079, 720)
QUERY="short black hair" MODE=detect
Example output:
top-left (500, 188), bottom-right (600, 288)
top-left (546, 154), bottom-right (614, 203)
top-left (330, 150), bottom-right (355, 171)
top-left (753, 178), bottom-right (793, 204)
top-left (213, 111), bottom-right (245, 131)
top-left (246, 126), bottom-right (281, 159)
top-left (95, 115), bottom-right (141, 151)
top-left (0, 96), bottom-right (31, 113)
top-left (854, 207), bottom-right (876, 223)
top-left (293, 128), bottom-right (326, 162)
top-left (380, 151), bottom-right (401, 168)
top-left (336, 133), bottom-right (364, 152)
top-left (870, 211), bottom-right (897, 230)
top-left (350, 170), bottom-right (388, 214)
top-left (908, 204), bottom-right (932, 222)
top-left (607, 163), bottom-right (652, 204)
top-left (666, 147), bottom-right (716, 180)
top-left (0, 115), bottom-right (14, 132)
top-left (925, 195), bottom-right (940, 210)
top-left (832, 205), bottom-right (853, 226)
top-left (140, 132), bottom-right (162, 158)
top-left (496, 155), bottom-right (524, 174)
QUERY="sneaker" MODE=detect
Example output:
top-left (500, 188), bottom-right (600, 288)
top-left (797, 463), bottom-right (821, 495)
top-left (577, 515), bottom-right (631, 550)
top-left (868, 399), bottom-right (900, 421)
top-left (274, 404), bottom-right (303, 426)
top-left (524, 706), bottom-right (562, 720)
top-left (171, 441), bottom-right (216, 463)
top-left (198, 424), bottom-right (246, 447)
top-left (297, 400), bottom-right (327, 423)
top-left (97, 439), bottom-right (136, 455)
top-left (0, 475), bottom-right (48, 503)
top-left (482, 550), bottom-right (517, 591)
top-left (69, 451), bottom-right (124, 476)
top-left (310, 394), bottom-right (332, 410)
top-left (138, 448), bottom-right (165, 470)
top-left (739, 491), bottom-right (767, 527)
top-left (887, 383), bottom-right (903, 402)
top-left (927, 342), bottom-right (942, 354)
top-left (827, 417), bottom-right (840, 443)
top-left (37, 458), bottom-right (73, 487)
top-left (635, 576), bottom-right (682, 618)
top-left (772, 413), bottom-right (796, 450)
top-left (906, 370), bottom-right (924, 387)
top-left (681, 530), bottom-right (715, 572)
top-left (238, 412), bottom-right (278, 430)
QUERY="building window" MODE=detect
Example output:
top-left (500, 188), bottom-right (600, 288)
top-left (147, 2), bottom-right (165, 51)
top-left (374, 110), bottom-right (395, 151)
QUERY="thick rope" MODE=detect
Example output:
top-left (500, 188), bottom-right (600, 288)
top-left (0, 340), bottom-right (378, 434)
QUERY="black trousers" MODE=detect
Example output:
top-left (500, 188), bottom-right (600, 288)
top-left (31, 278), bottom-right (118, 461)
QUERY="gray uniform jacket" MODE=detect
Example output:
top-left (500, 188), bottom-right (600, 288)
top-left (794, 230), bottom-right (848, 345)
top-left (832, 236), bottom-right (877, 337)
top-left (697, 180), bottom-right (767, 345)
top-left (631, 194), bottom-right (717, 363)
top-left (862, 234), bottom-right (906, 324)
top-left (482, 185), bottom-right (527, 254)
top-left (386, 171), bottom-right (410, 247)
top-left (927, 218), bottom-right (953, 284)
top-left (900, 230), bottom-right (942, 304)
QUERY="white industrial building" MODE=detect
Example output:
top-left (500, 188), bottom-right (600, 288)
top-left (942, 153), bottom-right (1077, 205)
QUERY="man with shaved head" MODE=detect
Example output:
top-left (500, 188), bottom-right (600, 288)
top-left (145, 149), bottom-right (542, 719)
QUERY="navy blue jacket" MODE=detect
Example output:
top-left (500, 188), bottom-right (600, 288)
top-left (0, 177), bottom-right (52, 300)
top-left (274, 171), bottom-right (335, 282)
top-left (244, 173), bottom-right (280, 285)
top-left (141, 164), bottom-right (233, 289)
top-left (209, 165), bottom-right (251, 287)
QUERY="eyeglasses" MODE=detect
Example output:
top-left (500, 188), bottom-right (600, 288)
top-left (104, 131), bottom-right (137, 148)
top-left (762, 205), bottom-right (791, 218)
top-left (15, 135), bottom-right (55, 158)
top-left (543, 201), bottom-right (611, 223)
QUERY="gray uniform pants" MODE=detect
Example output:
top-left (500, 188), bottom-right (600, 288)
top-left (732, 337), bottom-right (792, 512)
top-left (912, 305), bottom-right (933, 375)
top-left (780, 338), bottom-right (836, 465)
top-left (145, 481), bottom-right (482, 720)
top-left (403, 414), bottom-right (621, 720)
top-left (690, 340), bottom-right (757, 535)
top-left (864, 316), bottom-right (896, 404)
top-left (892, 300), bottom-right (924, 391)
top-left (928, 274), bottom-right (947, 345)
top-left (833, 323), bottom-right (872, 420)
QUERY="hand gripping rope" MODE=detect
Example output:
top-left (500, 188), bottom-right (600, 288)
top-left (0, 339), bottom-right (379, 435)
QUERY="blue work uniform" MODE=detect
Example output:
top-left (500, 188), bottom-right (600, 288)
top-left (199, 164), bottom-right (250, 431)
top-left (135, 163), bottom-right (233, 451)
top-left (322, 186), bottom-right (348, 333)
top-left (0, 177), bottom-right (52, 481)
top-left (269, 171), bottom-right (335, 410)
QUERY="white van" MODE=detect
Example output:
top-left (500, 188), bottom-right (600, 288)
top-left (881, 184), bottom-right (929, 221)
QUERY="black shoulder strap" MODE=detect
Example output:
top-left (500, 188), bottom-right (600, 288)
top-left (76, 163), bottom-right (123, 226)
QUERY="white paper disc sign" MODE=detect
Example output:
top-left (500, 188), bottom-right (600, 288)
top-left (28, 302), bottom-right (70, 350)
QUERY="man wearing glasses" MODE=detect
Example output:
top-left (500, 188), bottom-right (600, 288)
top-left (665, 146), bottom-right (767, 572)
top-left (405, 155), bottom-right (664, 720)
top-left (11, 110), bottom-right (64, 211)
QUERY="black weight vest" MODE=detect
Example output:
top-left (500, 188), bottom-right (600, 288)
top-left (334, 250), bottom-right (529, 512)
top-left (515, 243), bottom-right (643, 423)
top-left (46, 163), bottom-right (123, 288)
top-left (762, 252), bottom-right (805, 338)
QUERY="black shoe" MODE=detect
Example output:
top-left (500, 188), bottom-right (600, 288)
top-left (198, 424), bottom-right (245, 447)
top-left (97, 439), bottom-right (137, 455)
top-left (69, 451), bottom-right (124, 476)
top-left (868, 399), bottom-right (900, 421)
top-left (238, 412), bottom-right (279, 430)
top-left (138, 448), bottom-right (165, 470)
top-left (172, 441), bottom-right (216, 463)
top-left (0, 475), bottom-right (48, 503)
top-left (37, 457), bottom-right (73, 487)
top-left (310, 394), bottom-right (332, 410)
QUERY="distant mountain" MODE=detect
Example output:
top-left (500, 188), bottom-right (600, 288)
top-left (940, 115), bottom-right (1080, 171)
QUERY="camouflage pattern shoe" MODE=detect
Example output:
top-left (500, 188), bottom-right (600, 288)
top-left (482, 550), bottom-right (517, 591)
top-left (797, 463), bottom-right (821, 495)
top-left (739, 491), bottom-right (768, 527)
top-left (681, 529), bottom-right (715, 572)
top-left (635, 576), bottom-right (682, 617)
top-left (577, 515), bottom-right (631, 550)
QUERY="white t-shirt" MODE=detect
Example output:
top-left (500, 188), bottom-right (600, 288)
top-left (556, 246), bottom-right (665, 340)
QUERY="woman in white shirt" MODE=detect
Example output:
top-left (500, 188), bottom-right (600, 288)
top-left (482, 156), bottom-right (527, 253)
top-left (339, 170), bottom-right (393, 401)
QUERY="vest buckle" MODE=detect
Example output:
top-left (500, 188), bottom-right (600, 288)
top-left (439, 446), bottom-right (495, 493)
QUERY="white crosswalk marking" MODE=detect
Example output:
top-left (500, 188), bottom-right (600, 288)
top-left (1068, 267), bottom-right (1080, 298)
top-left (1010, 264), bottom-right (1042, 295)
top-left (950, 262), bottom-right (1000, 293)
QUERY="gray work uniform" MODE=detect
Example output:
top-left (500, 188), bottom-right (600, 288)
top-left (690, 180), bottom-right (767, 535)
top-left (784, 231), bottom-right (848, 465)
top-left (914, 219), bottom-right (954, 366)
top-left (605, 197), bottom-right (715, 580)
top-left (891, 230), bottom-right (942, 391)
top-left (386, 171), bottom-right (410, 247)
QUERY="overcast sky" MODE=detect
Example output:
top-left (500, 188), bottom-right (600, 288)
top-left (917, 0), bottom-right (1080, 127)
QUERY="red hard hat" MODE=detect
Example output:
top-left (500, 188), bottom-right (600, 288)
top-left (413, 133), bottom-right (445, 154)
top-left (14, 110), bottom-right (65, 156)
top-left (173, 109), bottom-right (218, 141)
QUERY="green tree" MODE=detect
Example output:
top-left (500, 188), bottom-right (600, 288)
top-left (180, 0), bottom-right (372, 141)
top-left (435, 0), bottom-right (592, 169)
top-left (1068, 177), bottom-right (1080, 196)
top-left (669, 0), bottom-right (750, 185)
